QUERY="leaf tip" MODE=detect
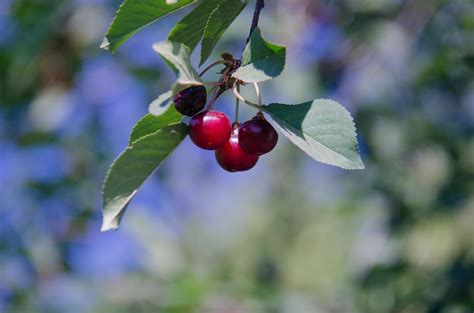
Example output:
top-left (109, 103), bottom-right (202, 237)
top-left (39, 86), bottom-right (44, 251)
top-left (152, 42), bottom-right (163, 55)
top-left (351, 159), bottom-right (366, 170)
top-left (100, 197), bottom-right (133, 232)
top-left (100, 220), bottom-right (119, 232)
top-left (100, 37), bottom-right (111, 51)
top-left (198, 55), bottom-right (207, 67)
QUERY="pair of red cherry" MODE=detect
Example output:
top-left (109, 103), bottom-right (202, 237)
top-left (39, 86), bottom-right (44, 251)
top-left (188, 110), bottom-right (278, 172)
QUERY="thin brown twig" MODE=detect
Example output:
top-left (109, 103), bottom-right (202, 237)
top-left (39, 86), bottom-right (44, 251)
top-left (246, 0), bottom-right (265, 43)
top-left (199, 60), bottom-right (226, 76)
top-left (207, 86), bottom-right (221, 110)
top-left (206, 0), bottom-right (266, 106)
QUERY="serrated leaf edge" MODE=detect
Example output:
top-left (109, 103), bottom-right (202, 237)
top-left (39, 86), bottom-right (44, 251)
top-left (152, 41), bottom-right (203, 86)
top-left (233, 53), bottom-right (287, 83)
top-left (265, 99), bottom-right (365, 170)
top-left (101, 123), bottom-right (187, 231)
top-left (232, 28), bottom-right (287, 83)
top-left (167, 0), bottom-right (225, 52)
top-left (101, 0), bottom-right (197, 52)
top-left (100, 0), bottom-right (127, 51)
top-left (199, 0), bottom-right (249, 66)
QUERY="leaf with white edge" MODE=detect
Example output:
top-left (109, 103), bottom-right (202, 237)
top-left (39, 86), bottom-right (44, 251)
top-left (263, 99), bottom-right (365, 170)
top-left (101, 0), bottom-right (196, 52)
top-left (153, 41), bottom-right (204, 95)
top-left (232, 27), bottom-right (286, 82)
top-left (130, 106), bottom-right (183, 144)
top-left (200, 0), bottom-right (248, 66)
top-left (149, 90), bottom-right (173, 116)
top-left (168, 0), bottom-right (224, 52)
top-left (102, 123), bottom-right (188, 231)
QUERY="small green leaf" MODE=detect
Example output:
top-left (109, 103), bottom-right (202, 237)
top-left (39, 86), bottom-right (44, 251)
top-left (232, 27), bottom-right (286, 82)
top-left (200, 0), bottom-right (248, 65)
top-left (101, 0), bottom-right (196, 52)
top-left (153, 41), bottom-right (204, 95)
top-left (130, 105), bottom-right (183, 144)
top-left (149, 90), bottom-right (173, 116)
top-left (168, 0), bottom-right (224, 52)
top-left (263, 99), bottom-right (364, 170)
top-left (102, 123), bottom-right (188, 232)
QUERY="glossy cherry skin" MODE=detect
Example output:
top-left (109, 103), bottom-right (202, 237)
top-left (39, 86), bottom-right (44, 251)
top-left (189, 110), bottom-right (232, 150)
top-left (238, 113), bottom-right (278, 155)
top-left (215, 128), bottom-right (259, 172)
top-left (173, 85), bottom-right (207, 116)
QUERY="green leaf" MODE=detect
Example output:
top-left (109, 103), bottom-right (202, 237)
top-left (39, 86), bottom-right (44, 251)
top-left (168, 0), bottom-right (224, 52)
top-left (232, 27), bottom-right (286, 82)
top-left (263, 99), bottom-right (365, 170)
top-left (200, 0), bottom-right (248, 65)
top-left (148, 90), bottom-right (173, 116)
top-left (130, 105), bottom-right (183, 144)
top-left (101, 0), bottom-right (196, 52)
top-left (153, 41), bottom-right (203, 95)
top-left (102, 123), bottom-right (188, 231)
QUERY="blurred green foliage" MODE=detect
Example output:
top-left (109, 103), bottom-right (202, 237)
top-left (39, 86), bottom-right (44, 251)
top-left (0, 0), bottom-right (473, 312)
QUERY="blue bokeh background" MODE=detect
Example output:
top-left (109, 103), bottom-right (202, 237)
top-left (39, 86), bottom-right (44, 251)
top-left (0, 0), bottom-right (473, 312)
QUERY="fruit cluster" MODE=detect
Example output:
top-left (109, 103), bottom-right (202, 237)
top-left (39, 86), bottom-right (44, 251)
top-left (174, 86), bottom-right (278, 172)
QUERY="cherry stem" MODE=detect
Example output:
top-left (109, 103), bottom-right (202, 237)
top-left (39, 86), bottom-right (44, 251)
top-left (208, 87), bottom-right (221, 110)
top-left (234, 84), bottom-right (240, 123)
top-left (246, 0), bottom-right (265, 44)
top-left (199, 60), bottom-right (226, 76)
top-left (252, 82), bottom-right (263, 110)
top-left (205, 63), bottom-right (234, 109)
top-left (206, 85), bottom-right (215, 95)
top-left (232, 84), bottom-right (261, 110)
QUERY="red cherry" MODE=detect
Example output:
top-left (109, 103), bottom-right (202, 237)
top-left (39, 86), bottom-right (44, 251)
top-left (215, 126), bottom-right (259, 172)
top-left (189, 110), bottom-right (232, 150)
top-left (239, 113), bottom-right (278, 155)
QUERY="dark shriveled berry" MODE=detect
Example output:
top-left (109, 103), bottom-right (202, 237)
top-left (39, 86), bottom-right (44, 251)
top-left (173, 85), bottom-right (207, 116)
top-left (239, 113), bottom-right (278, 155)
top-left (215, 126), bottom-right (259, 172)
